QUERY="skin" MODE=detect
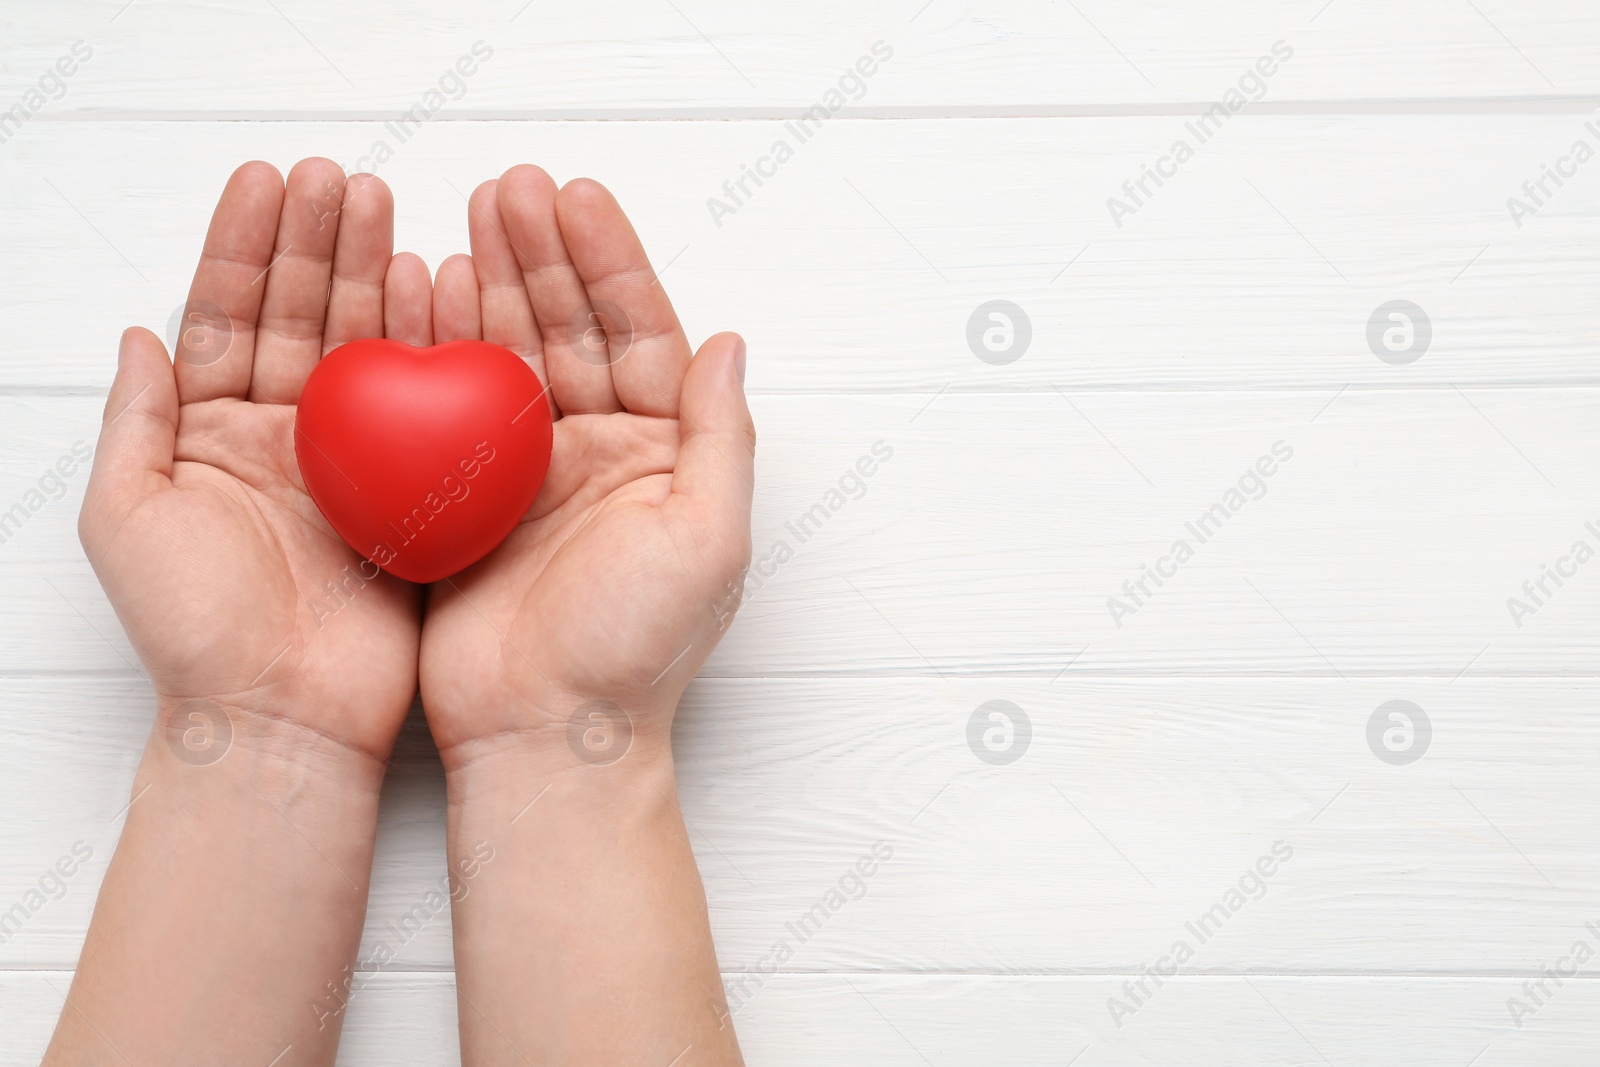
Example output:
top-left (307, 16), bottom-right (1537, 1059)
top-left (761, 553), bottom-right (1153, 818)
top-left (422, 167), bottom-right (753, 1065)
top-left (46, 159), bottom-right (752, 1067)
top-left (47, 159), bottom-right (424, 1067)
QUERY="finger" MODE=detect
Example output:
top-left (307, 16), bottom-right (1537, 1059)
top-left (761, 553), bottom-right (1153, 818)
top-left (466, 179), bottom-right (554, 414)
top-left (664, 333), bottom-right (753, 566)
top-left (556, 177), bottom-right (692, 418)
top-left (174, 161), bottom-right (284, 407)
top-left (248, 158), bottom-right (347, 405)
top-left (434, 254), bottom-right (482, 342)
top-left (497, 165), bottom-right (620, 415)
top-left (81, 328), bottom-right (178, 553)
top-left (384, 252), bottom-right (434, 347)
top-left (324, 172), bottom-right (394, 352)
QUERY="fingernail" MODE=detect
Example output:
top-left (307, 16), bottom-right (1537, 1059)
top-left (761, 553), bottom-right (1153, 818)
top-left (733, 336), bottom-right (747, 385)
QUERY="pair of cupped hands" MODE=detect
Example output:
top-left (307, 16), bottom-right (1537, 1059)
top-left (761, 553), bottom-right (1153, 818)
top-left (81, 158), bottom-right (755, 771)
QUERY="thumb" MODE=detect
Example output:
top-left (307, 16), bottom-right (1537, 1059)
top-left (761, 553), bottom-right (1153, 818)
top-left (81, 327), bottom-right (178, 551)
top-left (666, 332), bottom-right (755, 554)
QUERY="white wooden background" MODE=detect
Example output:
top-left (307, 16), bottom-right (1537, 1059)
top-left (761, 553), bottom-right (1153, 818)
top-left (4, 2), bottom-right (1600, 1063)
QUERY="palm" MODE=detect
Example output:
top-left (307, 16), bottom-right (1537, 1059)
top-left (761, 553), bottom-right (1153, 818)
top-left (423, 413), bottom-right (692, 750)
top-left (103, 399), bottom-right (417, 752)
top-left (417, 168), bottom-right (753, 761)
top-left (81, 160), bottom-right (436, 759)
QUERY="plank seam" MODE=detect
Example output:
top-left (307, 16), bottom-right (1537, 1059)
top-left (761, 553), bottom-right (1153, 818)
top-left (2, 967), bottom-right (1598, 980)
top-left (23, 99), bottom-right (1600, 120)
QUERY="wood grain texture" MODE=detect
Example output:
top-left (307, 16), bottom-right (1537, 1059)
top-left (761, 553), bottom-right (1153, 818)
top-left (3, 391), bottom-right (1594, 676)
top-left (6, 1), bottom-right (1600, 112)
top-left (2, 676), bottom-right (1597, 975)
top-left (2, 970), bottom-right (1597, 1066)
top-left (0, 117), bottom-right (1597, 391)
top-left (4, 3), bottom-right (1599, 1059)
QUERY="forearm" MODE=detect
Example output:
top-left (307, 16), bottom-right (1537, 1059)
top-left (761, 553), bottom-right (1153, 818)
top-left (44, 703), bottom-right (387, 1067)
top-left (444, 729), bottom-right (743, 1067)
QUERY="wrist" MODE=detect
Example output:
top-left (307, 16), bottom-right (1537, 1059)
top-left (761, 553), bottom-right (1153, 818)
top-left (431, 686), bottom-right (679, 781)
top-left (65, 699), bottom-right (387, 1067)
top-left (150, 694), bottom-right (390, 802)
top-left (439, 709), bottom-right (679, 831)
top-left (121, 697), bottom-right (389, 912)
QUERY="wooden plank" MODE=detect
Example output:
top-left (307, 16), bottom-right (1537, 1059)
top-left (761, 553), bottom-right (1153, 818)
top-left (3, 390), bottom-right (1595, 676)
top-left (4, 8), bottom-right (1597, 1064)
top-left (3, 676), bottom-right (1597, 974)
top-left (1, 970), bottom-right (1596, 1065)
top-left (0, 116), bottom-right (1597, 391)
top-left (6, 2), bottom-right (1600, 113)
top-left (0, 970), bottom-right (461, 1067)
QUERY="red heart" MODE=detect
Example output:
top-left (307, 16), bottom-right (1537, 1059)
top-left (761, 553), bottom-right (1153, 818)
top-left (294, 339), bottom-right (552, 583)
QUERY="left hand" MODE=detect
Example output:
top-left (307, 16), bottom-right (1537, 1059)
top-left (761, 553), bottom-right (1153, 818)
top-left (419, 166), bottom-right (755, 772)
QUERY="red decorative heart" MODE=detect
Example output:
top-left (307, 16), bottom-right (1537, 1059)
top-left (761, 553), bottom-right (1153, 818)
top-left (294, 339), bottom-right (552, 583)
